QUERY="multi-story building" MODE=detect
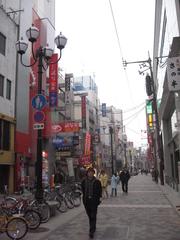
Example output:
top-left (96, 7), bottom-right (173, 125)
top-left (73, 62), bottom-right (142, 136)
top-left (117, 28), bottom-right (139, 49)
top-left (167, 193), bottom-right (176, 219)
top-left (153, 0), bottom-right (180, 190)
top-left (99, 105), bottom-right (124, 175)
top-left (0, 2), bottom-right (18, 193)
top-left (0, 0), bottom-right (57, 192)
top-left (73, 75), bottom-right (99, 171)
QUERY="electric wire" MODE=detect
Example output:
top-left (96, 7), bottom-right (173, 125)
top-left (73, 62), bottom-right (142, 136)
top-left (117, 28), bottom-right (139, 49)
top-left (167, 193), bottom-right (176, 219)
top-left (108, 0), bottom-right (133, 103)
top-left (123, 101), bottom-right (145, 113)
top-left (123, 105), bottom-right (145, 122)
top-left (100, 105), bottom-right (145, 128)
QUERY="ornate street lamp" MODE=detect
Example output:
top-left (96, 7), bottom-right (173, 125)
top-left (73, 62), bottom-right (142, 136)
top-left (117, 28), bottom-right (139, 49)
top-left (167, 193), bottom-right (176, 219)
top-left (16, 25), bottom-right (67, 201)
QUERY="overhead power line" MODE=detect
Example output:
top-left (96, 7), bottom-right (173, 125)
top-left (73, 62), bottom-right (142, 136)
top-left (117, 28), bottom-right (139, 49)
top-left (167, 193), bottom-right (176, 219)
top-left (108, 0), bottom-right (134, 104)
top-left (123, 101), bottom-right (145, 113)
top-left (123, 105), bottom-right (145, 122)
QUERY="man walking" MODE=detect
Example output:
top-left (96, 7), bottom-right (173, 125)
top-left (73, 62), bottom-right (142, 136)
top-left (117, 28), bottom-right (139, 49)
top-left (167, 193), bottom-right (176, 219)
top-left (119, 168), bottom-right (130, 193)
top-left (81, 167), bottom-right (102, 239)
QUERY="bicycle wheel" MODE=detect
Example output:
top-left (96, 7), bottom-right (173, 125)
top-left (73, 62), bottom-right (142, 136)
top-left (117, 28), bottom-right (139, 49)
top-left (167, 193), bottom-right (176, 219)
top-left (71, 192), bottom-right (81, 207)
top-left (31, 200), bottom-right (50, 223)
top-left (65, 194), bottom-right (74, 209)
top-left (24, 209), bottom-right (41, 230)
top-left (5, 196), bottom-right (17, 207)
top-left (6, 217), bottom-right (28, 240)
top-left (56, 196), bottom-right (68, 213)
top-left (0, 213), bottom-right (7, 233)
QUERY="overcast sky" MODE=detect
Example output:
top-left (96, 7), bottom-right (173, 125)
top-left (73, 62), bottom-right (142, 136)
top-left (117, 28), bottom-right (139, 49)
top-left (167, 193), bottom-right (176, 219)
top-left (55, 0), bottom-right (155, 148)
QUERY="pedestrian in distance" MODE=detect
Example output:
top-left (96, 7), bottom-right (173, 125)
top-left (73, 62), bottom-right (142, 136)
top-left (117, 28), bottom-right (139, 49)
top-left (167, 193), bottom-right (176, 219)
top-left (110, 172), bottom-right (119, 197)
top-left (99, 169), bottom-right (109, 198)
top-left (54, 169), bottom-right (64, 186)
top-left (119, 168), bottom-right (130, 193)
top-left (81, 167), bottom-right (102, 239)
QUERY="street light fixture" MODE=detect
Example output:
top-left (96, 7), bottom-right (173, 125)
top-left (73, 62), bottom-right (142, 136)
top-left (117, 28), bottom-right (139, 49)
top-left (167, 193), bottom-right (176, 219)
top-left (16, 25), bottom-right (67, 201)
top-left (109, 126), bottom-right (114, 175)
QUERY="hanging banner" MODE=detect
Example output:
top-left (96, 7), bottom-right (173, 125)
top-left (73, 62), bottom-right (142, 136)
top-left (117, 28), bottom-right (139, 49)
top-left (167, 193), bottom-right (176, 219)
top-left (81, 95), bottom-right (86, 129)
top-left (49, 54), bottom-right (58, 107)
top-left (79, 155), bottom-right (91, 165)
top-left (102, 103), bottom-right (106, 117)
top-left (84, 132), bottom-right (91, 156)
top-left (65, 74), bottom-right (72, 91)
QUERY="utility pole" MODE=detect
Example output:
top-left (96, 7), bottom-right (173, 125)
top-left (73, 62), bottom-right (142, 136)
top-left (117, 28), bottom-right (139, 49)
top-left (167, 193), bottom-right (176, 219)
top-left (109, 126), bottom-right (114, 175)
top-left (123, 55), bottom-right (164, 185)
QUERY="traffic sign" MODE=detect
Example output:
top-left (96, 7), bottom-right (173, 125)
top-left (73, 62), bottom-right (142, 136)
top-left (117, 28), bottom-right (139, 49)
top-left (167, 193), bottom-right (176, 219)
top-left (32, 94), bottom-right (47, 110)
top-left (34, 111), bottom-right (45, 122)
top-left (33, 123), bottom-right (44, 130)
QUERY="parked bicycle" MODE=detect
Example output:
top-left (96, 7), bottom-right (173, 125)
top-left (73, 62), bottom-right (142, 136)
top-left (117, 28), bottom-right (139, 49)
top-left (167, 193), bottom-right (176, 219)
top-left (0, 211), bottom-right (28, 239)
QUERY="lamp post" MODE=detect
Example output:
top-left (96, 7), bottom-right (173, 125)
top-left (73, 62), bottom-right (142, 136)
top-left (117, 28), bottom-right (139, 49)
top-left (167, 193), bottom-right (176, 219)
top-left (109, 126), bottom-right (114, 175)
top-left (16, 25), bottom-right (67, 201)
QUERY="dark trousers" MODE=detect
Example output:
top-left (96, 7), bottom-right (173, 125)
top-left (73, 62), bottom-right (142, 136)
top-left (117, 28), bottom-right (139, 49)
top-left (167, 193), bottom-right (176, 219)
top-left (111, 188), bottom-right (117, 196)
top-left (84, 201), bottom-right (98, 234)
top-left (122, 181), bottom-right (128, 192)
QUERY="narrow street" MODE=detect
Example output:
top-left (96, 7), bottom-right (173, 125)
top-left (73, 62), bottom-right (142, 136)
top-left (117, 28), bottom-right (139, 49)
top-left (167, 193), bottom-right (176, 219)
top-left (1, 174), bottom-right (180, 240)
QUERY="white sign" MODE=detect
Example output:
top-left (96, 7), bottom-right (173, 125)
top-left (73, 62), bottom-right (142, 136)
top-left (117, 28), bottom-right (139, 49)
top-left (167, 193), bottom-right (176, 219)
top-left (167, 57), bottom-right (180, 91)
top-left (33, 123), bottom-right (44, 130)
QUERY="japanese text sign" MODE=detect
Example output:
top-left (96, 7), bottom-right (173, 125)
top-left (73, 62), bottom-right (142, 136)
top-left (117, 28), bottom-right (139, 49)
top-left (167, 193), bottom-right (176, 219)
top-left (167, 57), bottom-right (180, 91)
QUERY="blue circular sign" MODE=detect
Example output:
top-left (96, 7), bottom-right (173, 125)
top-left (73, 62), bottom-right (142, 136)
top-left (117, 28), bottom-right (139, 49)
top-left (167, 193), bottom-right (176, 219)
top-left (34, 111), bottom-right (45, 122)
top-left (32, 94), bottom-right (47, 110)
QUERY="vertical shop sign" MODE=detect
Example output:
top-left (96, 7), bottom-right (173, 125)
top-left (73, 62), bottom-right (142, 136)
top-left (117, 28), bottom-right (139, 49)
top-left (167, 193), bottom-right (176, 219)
top-left (49, 54), bottom-right (58, 107)
top-left (84, 132), bottom-right (91, 156)
top-left (65, 74), bottom-right (71, 91)
top-left (102, 103), bottom-right (106, 117)
top-left (81, 95), bottom-right (86, 129)
top-left (167, 56), bottom-right (180, 91)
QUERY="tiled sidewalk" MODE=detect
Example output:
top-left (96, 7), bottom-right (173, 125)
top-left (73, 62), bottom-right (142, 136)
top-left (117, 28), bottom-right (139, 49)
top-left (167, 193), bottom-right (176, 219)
top-left (1, 174), bottom-right (180, 240)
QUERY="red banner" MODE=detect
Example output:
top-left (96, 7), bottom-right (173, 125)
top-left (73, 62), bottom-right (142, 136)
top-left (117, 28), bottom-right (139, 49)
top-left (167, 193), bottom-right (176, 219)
top-left (49, 54), bottom-right (58, 107)
top-left (52, 122), bottom-right (80, 133)
top-left (79, 155), bottom-right (91, 165)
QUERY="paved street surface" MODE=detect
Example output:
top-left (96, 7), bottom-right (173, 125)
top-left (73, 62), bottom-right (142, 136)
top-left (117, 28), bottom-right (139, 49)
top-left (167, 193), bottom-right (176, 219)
top-left (1, 174), bottom-right (180, 240)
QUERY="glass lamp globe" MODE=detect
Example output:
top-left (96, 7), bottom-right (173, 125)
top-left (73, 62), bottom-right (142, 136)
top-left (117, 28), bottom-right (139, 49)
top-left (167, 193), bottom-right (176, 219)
top-left (16, 38), bottom-right (28, 55)
top-left (26, 25), bottom-right (40, 43)
top-left (43, 46), bottom-right (53, 60)
top-left (55, 32), bottom-right (67, 50)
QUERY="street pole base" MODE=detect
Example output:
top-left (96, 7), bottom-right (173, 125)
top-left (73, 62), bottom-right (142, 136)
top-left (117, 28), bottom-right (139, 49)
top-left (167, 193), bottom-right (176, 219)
top-left (35, 188), bottom-right (44, 202)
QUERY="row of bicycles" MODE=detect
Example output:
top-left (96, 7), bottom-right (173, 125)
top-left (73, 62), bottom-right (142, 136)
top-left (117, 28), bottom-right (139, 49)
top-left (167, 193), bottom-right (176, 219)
top-left (0, 182), bottom-right (82, 239)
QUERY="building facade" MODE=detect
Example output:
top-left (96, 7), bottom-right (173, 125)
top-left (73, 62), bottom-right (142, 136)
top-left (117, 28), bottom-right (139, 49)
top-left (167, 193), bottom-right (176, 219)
top-left (0, 2), bottom-right (18, 193)
top-left (153, 0), bottom-right (180, 190)
top-left (0, 0), bottom-right (56, 192)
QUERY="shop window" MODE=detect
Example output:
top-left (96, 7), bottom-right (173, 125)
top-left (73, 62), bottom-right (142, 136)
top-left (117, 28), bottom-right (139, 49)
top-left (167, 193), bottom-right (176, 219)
top-left (0, 32), bottom-right (6, 56)
top-left (0, 120), bottom-right (10, 150)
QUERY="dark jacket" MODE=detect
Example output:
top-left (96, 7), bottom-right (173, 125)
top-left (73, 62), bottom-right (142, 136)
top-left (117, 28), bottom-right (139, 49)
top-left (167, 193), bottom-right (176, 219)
top-left (81, 176), bottom-right (102, 206)
top-left (119, 170), bottom-right (130, 183)
top-left (54, 172), bottom-right (64, 185)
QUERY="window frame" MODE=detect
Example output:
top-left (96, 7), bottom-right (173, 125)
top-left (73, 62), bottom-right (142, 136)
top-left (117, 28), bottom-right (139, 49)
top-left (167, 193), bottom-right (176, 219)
top-left (0, 32), bottom-right (6, 56)
top-left (6, 79), bottom-right (11, 100)
top-left (0, 74), bottom-right (4, 97)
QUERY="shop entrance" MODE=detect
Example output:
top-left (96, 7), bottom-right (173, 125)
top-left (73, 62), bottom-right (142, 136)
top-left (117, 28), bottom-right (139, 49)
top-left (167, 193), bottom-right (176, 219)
top-left (0, 165), bottom-right (9, 193)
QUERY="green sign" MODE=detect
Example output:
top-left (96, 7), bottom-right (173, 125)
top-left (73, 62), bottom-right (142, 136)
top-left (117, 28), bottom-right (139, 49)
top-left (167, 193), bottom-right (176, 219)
top-left (146, 100), bottom-right (152, 114)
